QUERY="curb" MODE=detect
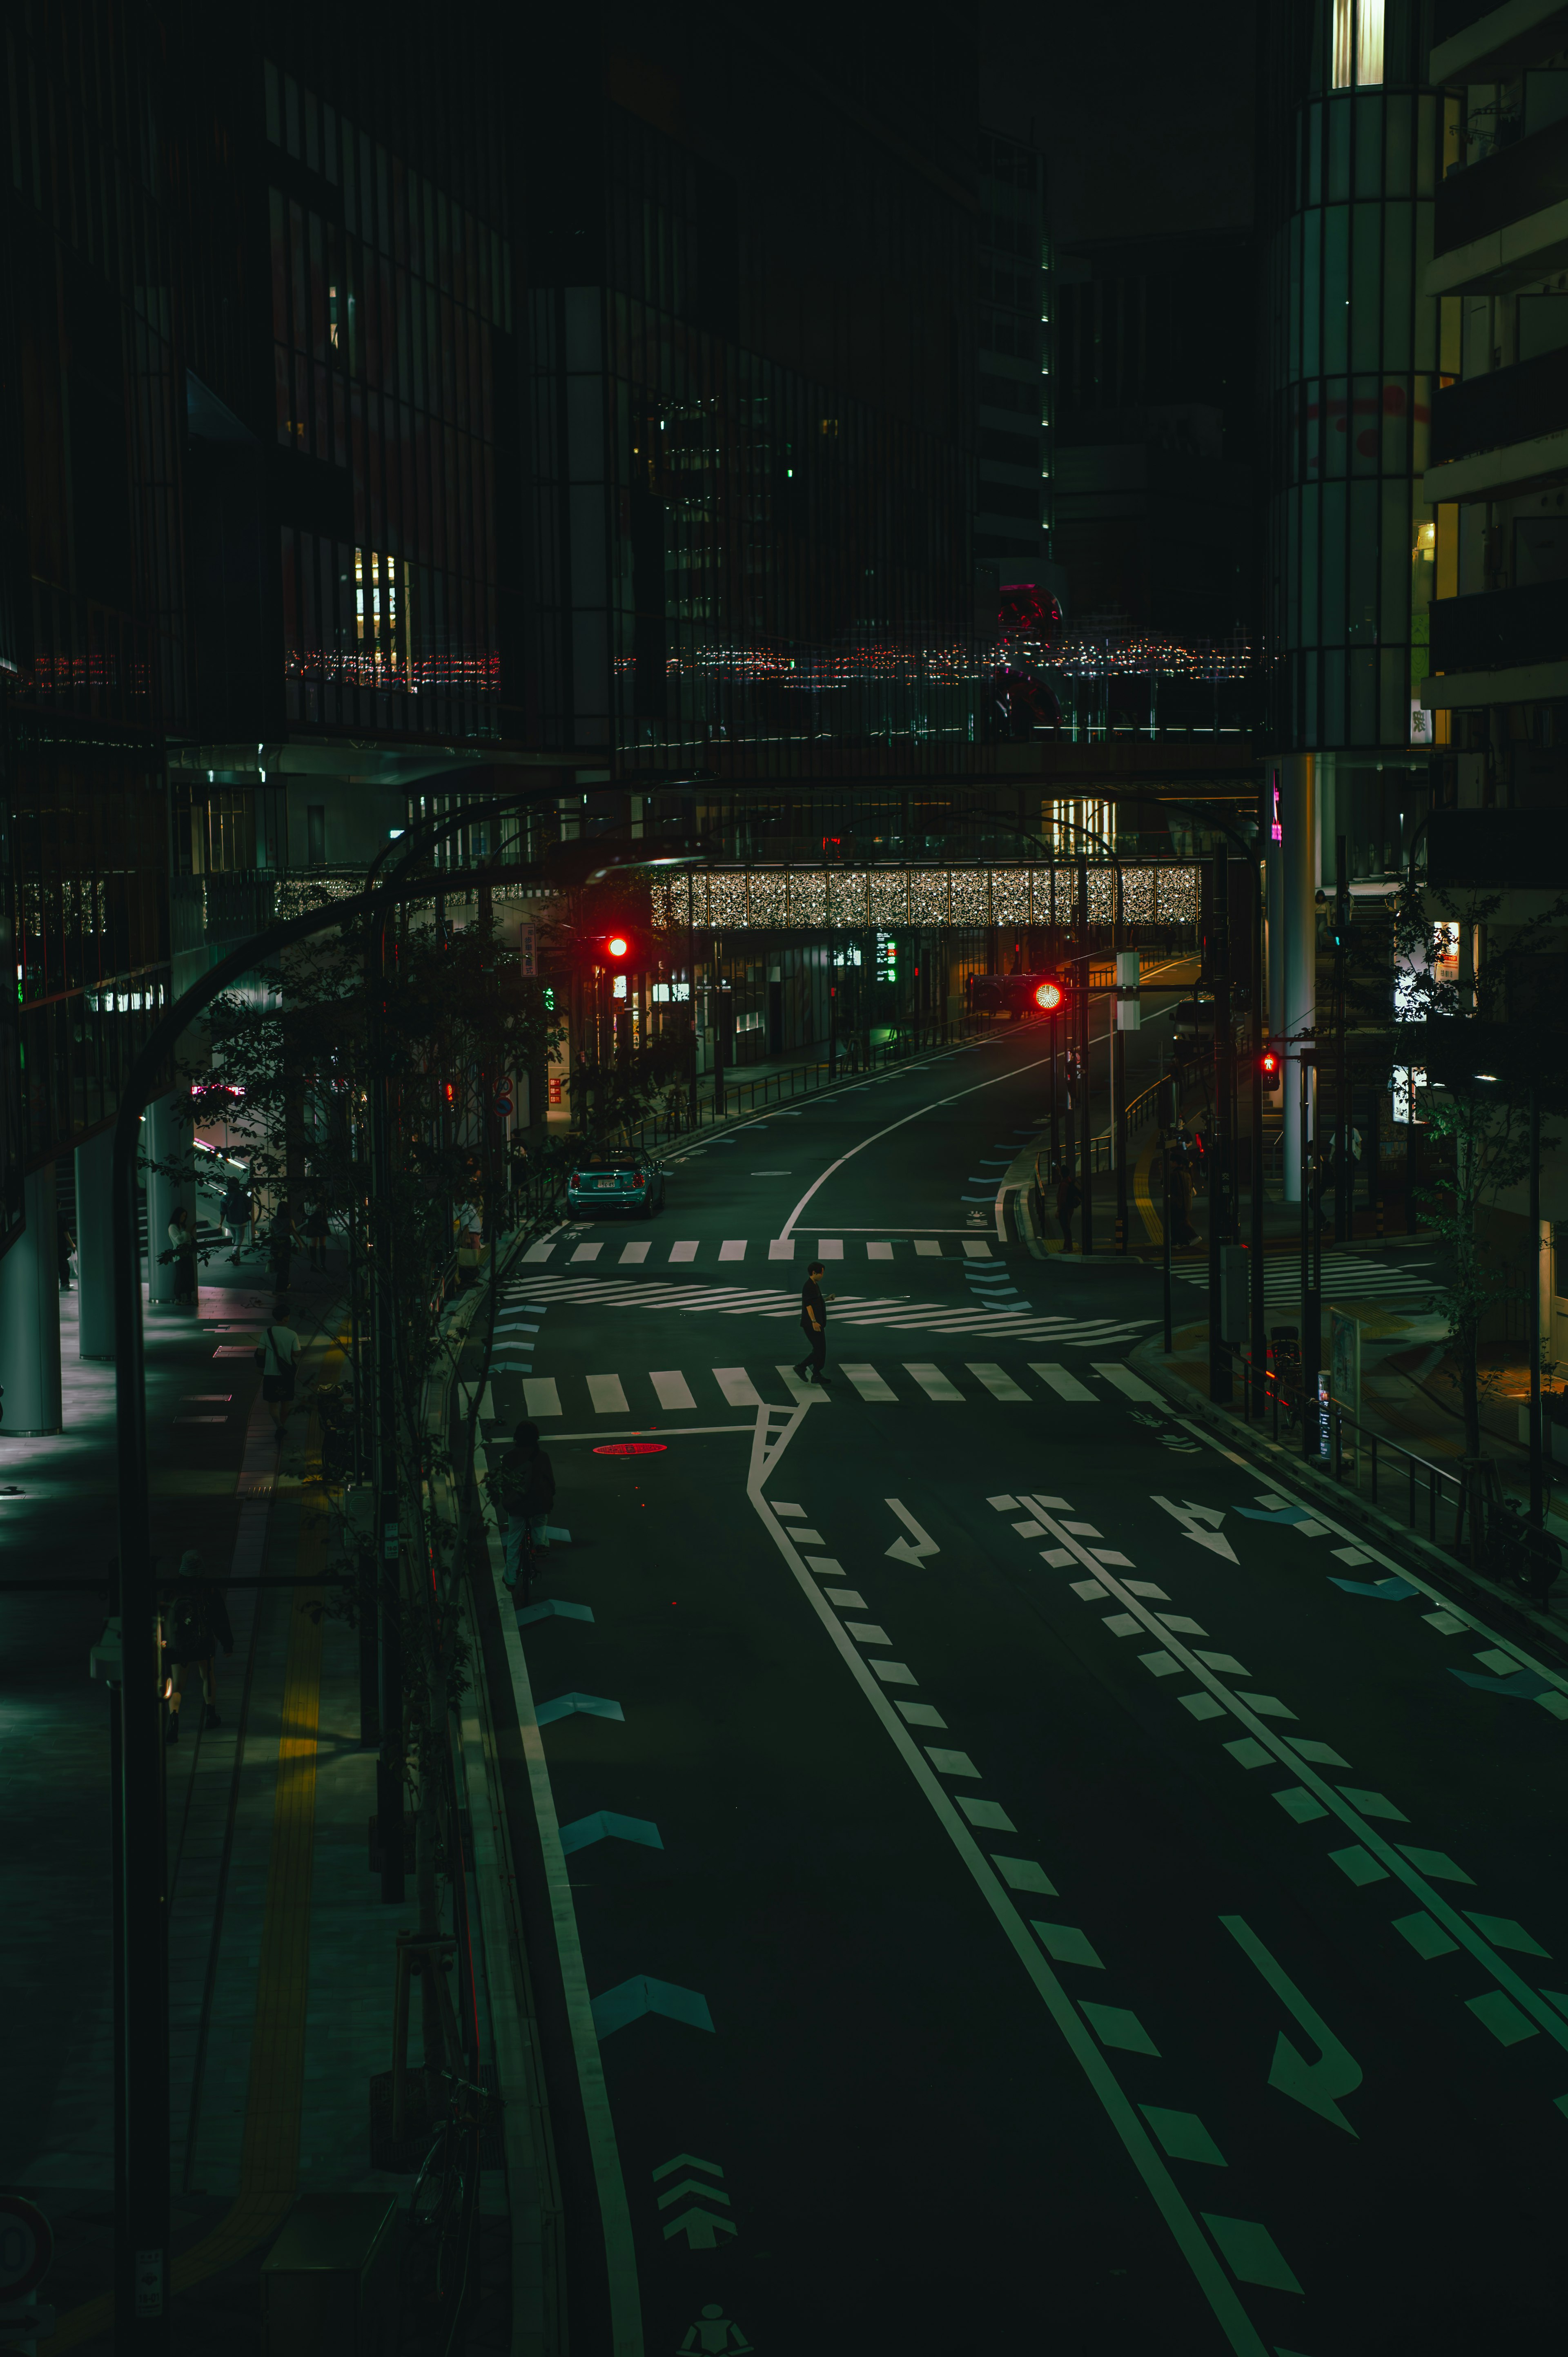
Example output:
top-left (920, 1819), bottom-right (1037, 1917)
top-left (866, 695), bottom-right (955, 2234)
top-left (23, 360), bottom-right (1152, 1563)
top-left (1128, 1332), bottom-right (1568, 1681)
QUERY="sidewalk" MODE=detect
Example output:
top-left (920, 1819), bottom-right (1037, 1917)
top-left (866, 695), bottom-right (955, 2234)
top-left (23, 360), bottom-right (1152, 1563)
top-left (0, 1249), bottom-right (467, 2353)
top-left (1136, 1301), bottom-right (1568, 1659)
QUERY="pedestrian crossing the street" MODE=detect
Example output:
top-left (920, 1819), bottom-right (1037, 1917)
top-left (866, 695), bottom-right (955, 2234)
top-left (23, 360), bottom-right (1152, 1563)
top-left (525, 1234), bottom-right (998, 1267)
top-left (487, 1355), bottom-right (1167, 1421)
top-left (498, 1271), bottom-right (1157, 1351)
top-left (1178, 1251), bottom-right (1441, 1308)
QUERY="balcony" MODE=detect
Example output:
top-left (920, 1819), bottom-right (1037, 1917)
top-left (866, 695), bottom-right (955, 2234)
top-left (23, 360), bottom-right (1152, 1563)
top-left (1433, 113), bottom-right (1568, 275)
top-left (1429, 577), bottom-right (1568, 675)
top-left (1432, 346), bottom-right (1568, 465)
top-left (1433, 0), bottom-right (1568, 85)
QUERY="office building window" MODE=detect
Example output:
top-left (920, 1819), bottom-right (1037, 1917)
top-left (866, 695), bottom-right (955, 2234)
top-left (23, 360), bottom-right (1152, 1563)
top-left (1332, 0), bottom-right (1383, 91)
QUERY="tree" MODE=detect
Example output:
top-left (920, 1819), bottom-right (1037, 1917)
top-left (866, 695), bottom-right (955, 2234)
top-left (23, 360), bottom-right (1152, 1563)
top-left (1390, 878), bottom-right (1562, 1462)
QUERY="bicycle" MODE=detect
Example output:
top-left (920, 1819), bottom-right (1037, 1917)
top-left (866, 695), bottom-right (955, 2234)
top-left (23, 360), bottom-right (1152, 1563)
top-left (407, 2069), bottom-right (488, 2317)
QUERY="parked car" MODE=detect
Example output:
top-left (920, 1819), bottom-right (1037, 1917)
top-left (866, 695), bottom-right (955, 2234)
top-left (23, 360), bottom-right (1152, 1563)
top-left (566, 1149), bottom-right (665, 1219)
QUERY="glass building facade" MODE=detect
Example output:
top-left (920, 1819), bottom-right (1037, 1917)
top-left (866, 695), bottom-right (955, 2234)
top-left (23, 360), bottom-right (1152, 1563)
top-left (1261, 0), bottom-right (1441, 880)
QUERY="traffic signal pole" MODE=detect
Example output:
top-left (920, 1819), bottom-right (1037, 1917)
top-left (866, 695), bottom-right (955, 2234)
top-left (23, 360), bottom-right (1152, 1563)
top-left (1209, 841), bottom-right (1233, 1406)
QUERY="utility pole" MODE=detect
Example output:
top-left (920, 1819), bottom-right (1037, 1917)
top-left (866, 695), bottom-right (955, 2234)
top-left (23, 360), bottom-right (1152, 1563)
top-left (1160, 1075), bottom-right (1174, 1352)
top-left (1529, 1081), bottom-right (1544, 1525)
top-left (1078, 854), bottom-right (1092, 1254)
top-left (1301, 1050), bottom-right (1322, 1461)
top-left (1209, 840), bottom-right (1232, 1406)
top-left (366, 913), bottom-right (406, 1908)
top-left (1334, 834), bottom-right (1350, 1243)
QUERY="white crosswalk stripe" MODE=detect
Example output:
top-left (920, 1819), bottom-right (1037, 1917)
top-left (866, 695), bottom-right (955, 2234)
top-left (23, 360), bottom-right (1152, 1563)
top-left (1179, 1251), bottom-right (1439, 1303)
top-left (490, 1356), bottom-right (1173, 1418)
top-left (501, 1271), bottom-right (1155, 1349)
top-left (528, 1235), bottom-right (995, 1267)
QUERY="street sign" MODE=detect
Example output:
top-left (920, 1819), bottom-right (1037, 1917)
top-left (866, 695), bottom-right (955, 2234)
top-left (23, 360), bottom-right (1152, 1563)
top-left (0, 2195), bottom-right (52, 2299)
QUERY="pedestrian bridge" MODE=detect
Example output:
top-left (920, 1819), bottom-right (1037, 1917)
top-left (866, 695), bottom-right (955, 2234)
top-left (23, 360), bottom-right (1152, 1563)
top-left (649, 861), bottom-right (1200, 932)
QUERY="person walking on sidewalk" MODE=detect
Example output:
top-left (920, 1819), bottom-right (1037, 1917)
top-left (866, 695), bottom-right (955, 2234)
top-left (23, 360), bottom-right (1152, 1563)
top-left (1055, 1169), bottom-right (1082, 1252)
top-left (303, 1195), bottom-right (330, 1272)
top-left (58, 1216), bottom-right (76, 1292)
top-left (258, 1302), bottom-right (302, 1438)
top-left (794, 1260), bottom-right (833, 1385)
top-left (168, 1204), bottom-right (197, 1305)
top-left (162, 1549), bottom-right (234, 1740)
top-left (493, 1419), bottom-right (556, 1604)
top-left (220, 1175), bottom-right (252, 1263)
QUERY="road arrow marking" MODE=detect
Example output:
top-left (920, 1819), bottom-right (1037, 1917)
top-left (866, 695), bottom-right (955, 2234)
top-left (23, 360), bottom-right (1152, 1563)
top-left (656, 2179), bottom-right (732, 2211)
top-left (662, 2206), bottom-right (737, 2249)
top-left (590, 1975), bottom-right (715, 2039)
top-left (535, 1691), bottom-right (624, 1727)
top-left (1221, 1913), bottom-right (1362, 2135)
top-left (651, 2153), bottom-right (724, 2183)
top-left (559, 1811), bottom-right (663, 1855)
top-left (1152, 1495), bottom-right (1240, 1563)
top-left (885, 1497), bottom-right (939, 1565)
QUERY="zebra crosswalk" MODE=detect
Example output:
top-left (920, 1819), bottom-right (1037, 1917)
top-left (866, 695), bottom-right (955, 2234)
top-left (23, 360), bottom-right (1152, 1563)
top-left (526, 1235), bottom-right (996, 1267)
top-left (497, 1272), bottom-right (1157, 1351)
top-left (1178, 1250), bottom-right (1440, 1307)
top-left (490, 1356), bottom-right (1168, 1420)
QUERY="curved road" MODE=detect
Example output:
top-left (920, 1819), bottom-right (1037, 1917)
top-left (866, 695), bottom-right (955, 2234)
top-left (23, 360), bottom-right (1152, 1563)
top-left (466, 1024), bottom-right (1566, 2357)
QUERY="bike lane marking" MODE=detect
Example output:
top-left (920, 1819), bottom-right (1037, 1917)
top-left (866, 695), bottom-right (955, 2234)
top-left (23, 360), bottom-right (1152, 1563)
top-left (742, 1405), bottom-right (1273, 2357)
top-left (1008, 1494), bottom-right (1568, 2061)
top-left (475, 1441), bottom-right (644, 2357)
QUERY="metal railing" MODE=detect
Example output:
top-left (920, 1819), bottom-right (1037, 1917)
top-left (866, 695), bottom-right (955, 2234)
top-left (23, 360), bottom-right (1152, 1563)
top-left (1218, 1339), bottom-right (1485, 1559)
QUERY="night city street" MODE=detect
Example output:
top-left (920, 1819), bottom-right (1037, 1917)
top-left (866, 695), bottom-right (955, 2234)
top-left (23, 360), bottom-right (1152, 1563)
top-left (4, 5), bottom-right (1568, 2355)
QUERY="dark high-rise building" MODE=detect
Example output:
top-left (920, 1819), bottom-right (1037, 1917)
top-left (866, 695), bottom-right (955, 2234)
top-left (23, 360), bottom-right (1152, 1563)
top-left (1258, 0), bottom-right (1442, 1189)
top-left (518, 9), bottom-right (980, 776)
top-left (975, 129), bottom-right (1055, 598)
top-left (1054, 231), bottom-right (1255, 639)
top-left (1423, 2), bottom-right (1568, 816)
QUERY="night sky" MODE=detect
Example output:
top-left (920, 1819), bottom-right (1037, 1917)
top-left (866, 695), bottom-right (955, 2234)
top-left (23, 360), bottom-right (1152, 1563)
top-left (978, 0), bottom-right (1256, 243)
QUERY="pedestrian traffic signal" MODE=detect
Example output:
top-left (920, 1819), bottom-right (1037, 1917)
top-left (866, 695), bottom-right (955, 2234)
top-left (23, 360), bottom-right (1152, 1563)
top-left (1259, 1048), bottom-right (1281, 1081)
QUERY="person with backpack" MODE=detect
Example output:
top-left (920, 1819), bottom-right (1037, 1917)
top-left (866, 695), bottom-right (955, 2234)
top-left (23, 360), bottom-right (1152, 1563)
top-left (492, 1419), bottom-right (557, 1603)
top-left (162, 1549), bottom-right (234, 1740)
top-left (256, 1302), bottom-right (302, 1437)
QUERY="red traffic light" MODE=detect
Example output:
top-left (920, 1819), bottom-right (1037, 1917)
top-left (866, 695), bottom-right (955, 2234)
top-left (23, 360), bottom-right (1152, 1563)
top-left (1259, 1049), bottom-right (1281, 1079)
top-left (1033, 979), bottom-right (1065, 1012)
top-left (604, 933), bottom-right (630, 961)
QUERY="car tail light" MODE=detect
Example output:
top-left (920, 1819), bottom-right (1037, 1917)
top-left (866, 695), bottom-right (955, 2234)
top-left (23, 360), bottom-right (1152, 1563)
top-left (570, 1171), bottom-right (583, 1187)
top-left (630, 1171), bottom-right (644, 1186)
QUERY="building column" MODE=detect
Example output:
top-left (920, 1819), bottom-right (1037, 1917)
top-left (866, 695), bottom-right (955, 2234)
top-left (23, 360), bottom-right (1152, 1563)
top-left (1281, 753), bottom-right (1318, 1204)
top-left (75, 1127), bottom-right (116, 1360)
top-left (0, 1167), bottom-right (64, 1434)
top-left (145, 1090), bottom-right (196, 1310)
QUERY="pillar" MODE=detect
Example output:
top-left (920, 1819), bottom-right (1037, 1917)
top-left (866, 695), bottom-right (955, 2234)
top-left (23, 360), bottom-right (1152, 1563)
top-left (1280, 753), bottom-right (1317, 1204)
top-left (76, 1126), bottom-right (116, 1360)
top-left (145, 1090), bottom-right (196, 1310)
top-left (0, 1167), bottom-right (64, 1434)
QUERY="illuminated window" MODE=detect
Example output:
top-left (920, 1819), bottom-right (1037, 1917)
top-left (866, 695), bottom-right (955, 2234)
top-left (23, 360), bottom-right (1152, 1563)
top-left (1332, 0), bottom-right (1383, 88)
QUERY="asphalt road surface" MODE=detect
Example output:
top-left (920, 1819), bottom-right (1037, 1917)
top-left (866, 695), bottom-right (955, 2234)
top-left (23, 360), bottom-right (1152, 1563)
top-left (466, 1025), bottom-right (1567, 2357)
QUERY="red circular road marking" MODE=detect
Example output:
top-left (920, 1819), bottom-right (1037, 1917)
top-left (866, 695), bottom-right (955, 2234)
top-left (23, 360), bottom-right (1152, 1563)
top-left (593, 1441), bottom-right (667, 1456)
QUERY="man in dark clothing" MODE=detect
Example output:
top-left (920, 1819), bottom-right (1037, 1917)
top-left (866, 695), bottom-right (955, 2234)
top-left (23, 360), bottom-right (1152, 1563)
top-left (162, 1549), bottom-right (234, 1739)
top-left (494, 1418), bottom-right (557, 1601)
top-left (794, 1261), bottom-right (831, 1385)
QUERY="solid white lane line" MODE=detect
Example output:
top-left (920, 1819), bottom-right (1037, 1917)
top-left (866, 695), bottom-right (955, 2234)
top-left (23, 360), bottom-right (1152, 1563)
top-left (1029, 1362), bottom-right (1097, 1401)
top-left (587, 1374), bottom-right (629, 1415)
top-left (778, 1046), bottom-right (1060, 1236)
top-left (650, 1370), bottom-right (696, 1410)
